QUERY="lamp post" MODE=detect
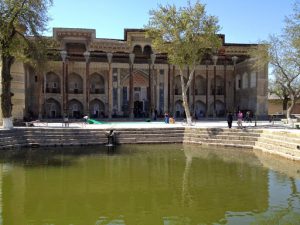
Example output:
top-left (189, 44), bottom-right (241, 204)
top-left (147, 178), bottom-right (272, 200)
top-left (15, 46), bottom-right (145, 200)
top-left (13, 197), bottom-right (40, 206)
top-left (60, 50), bottom-right (67, 117)
top-left (212, 55), bottom-right (218, 118)
top-left (232, 56), bottom-right (238, 112)
top-left (129, 53), bottom-right (135, 119)
top-left (107, 53), bottom-right (113, 119)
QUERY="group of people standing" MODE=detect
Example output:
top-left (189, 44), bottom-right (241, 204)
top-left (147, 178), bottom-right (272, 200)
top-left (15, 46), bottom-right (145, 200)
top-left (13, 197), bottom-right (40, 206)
top-left (227, 111), bottom-right (252, 129)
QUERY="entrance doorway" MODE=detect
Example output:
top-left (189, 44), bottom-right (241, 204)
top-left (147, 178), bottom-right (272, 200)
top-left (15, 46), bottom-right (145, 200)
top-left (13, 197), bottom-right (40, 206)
top-left (134, 101), bottom-right (144, 117)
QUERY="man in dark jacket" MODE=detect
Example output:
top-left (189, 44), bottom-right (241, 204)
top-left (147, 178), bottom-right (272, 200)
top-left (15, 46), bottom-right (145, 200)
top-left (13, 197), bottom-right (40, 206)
top-left (227, 112), bottom-right (233, 128)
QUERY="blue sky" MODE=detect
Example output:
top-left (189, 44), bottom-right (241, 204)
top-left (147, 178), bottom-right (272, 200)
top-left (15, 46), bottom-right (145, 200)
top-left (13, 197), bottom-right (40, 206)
top-left (47, 0), bottom-right (295, 44)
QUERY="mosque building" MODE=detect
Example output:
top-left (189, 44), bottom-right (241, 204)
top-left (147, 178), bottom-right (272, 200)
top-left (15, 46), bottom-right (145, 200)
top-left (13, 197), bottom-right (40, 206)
top-left (1, 28), bottom-right (268, 121)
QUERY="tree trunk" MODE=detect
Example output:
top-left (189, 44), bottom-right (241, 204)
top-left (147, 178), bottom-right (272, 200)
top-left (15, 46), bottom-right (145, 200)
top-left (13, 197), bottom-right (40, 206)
top-left (180, 70), bottom-right (192, 125)
top-left (286, 99), bottom-right (295, 125)
top-left (282, 96), bottom-right (288, 116)
top-left (1, 53), bottom-right (14, 129)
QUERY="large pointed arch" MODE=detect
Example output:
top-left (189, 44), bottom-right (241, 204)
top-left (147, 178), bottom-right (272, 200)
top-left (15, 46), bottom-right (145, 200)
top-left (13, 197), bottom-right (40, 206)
top-left (175, 100), bottom-right (185, 118)
top-left (195, 100), bottom-right (206, 118)
top-left (121, 70), bottom-right (149, 87)
top-left (195, 75), bottom-right (206, 95)
top-left (45, 72), bottom-right (61, 93)
top-left (67, 99), bottom-right (84, 118)
top-left (68, 73), bottom-right (83, 94)
top-left (89, 98), bottom-right (105, 118)
top-left (90, 73), bottom-right (105, 94)
top-left (209, 100), bottom-right (225, 117)
top-left (45, 98), bottom-right (61, 118)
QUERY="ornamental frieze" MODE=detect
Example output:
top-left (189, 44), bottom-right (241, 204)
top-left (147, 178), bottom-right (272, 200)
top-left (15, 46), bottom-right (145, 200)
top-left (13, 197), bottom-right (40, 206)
top-left (120, 69), bottom-right (129, 80)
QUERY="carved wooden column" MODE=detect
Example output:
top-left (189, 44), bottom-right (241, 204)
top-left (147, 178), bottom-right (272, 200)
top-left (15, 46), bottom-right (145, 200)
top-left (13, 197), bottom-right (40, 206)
top-left (150, 53), bottom-right (156, 118)
top-left (212, 55), bottom-right (218, 117)
top-left (167, 64), bottom-right (171, 113)
top-left (65, 60), bottom-right (69, 117)
top-left (171, 65), bottom-right (175, 115)
top-left (60, 50), bottom-right (67, 116)
top-left (232, 56), bottom-right (238, 112)
top-left (224, 57), bottom-right (227, 112)
top-left (84, 51), bottom-right (90, 116)
top-left (129, 53), bottom-right (135, 119)
top-left (205, 60), bottom-right (209, 117)
top-left (107, 53), bottom-right (113, 119)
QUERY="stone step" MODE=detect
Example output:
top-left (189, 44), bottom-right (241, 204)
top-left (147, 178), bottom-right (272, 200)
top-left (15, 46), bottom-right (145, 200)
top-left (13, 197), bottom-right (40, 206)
top-left (184, 134), bottom-right (258, 141)
top-left (261, 130), bottom-right (300, 139)
top-left (259, 133), bottom-right (300, 145)
top-left (184, 131), bottom-right (261, 137)
top-left (185, 128), bottom-right (263, 133)
top-left (257, 136), bottom-right (299, 150)
top-left (185, 141), bottom-right (254, 149)
top-left (183, 137), bottom-right (255, 145)
top-left (254, 141), bottom-right (300, 158)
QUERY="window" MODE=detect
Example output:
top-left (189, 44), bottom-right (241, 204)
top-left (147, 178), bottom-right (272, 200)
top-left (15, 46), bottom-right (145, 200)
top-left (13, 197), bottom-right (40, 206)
top-left (53, 82), bottom-right (57, 88)
top-left (91, 84), bottom-right (95, 91)
top-left (35, 76), bottom-right (38, 82)
top-left (236, 75), bottom-right (241, 90)
top-left (242, 72), bottom-right (248, 89)
top-left (113, 75), bottom-right (118, 82)
top-left (250, 72), bottom-right (257, 88)
top-left (72, 104), bottom-right (78, 111)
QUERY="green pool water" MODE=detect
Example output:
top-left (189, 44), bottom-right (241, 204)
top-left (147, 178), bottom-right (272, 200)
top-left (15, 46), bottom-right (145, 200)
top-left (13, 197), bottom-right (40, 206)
top-left (0, 144), bottom-right (300, 225)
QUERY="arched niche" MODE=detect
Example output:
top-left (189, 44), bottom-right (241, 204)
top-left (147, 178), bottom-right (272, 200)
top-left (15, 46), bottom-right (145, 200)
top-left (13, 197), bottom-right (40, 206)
top-left (209, 100), bottom-right (225, 117)
top-left (68, 73), bottom-right (83, 94)
top-left (133, 45), bottom-right (143, 56)
top-left (90, 73), bottom-right (105, 94)
top-left (46, 72), bottom-right (61, 93)
top-left (45, 98), bottom-right (61, 118)
top-left (67, 99), bottom-right (84, 118)
top-left (89, 99), bottom-right (105, 118)
top-left (175, 100), bottom-right (185, 118)
top-left (143, 45), bottom-right (153, 58)
top-left (195, 100), bottom-right (206, 118)
top-left (195, 75), bottom-right (206, 95)
top-left (174, 76), bottom-right (186, 95)
top-left (211, 76), bottom-right (224, 95)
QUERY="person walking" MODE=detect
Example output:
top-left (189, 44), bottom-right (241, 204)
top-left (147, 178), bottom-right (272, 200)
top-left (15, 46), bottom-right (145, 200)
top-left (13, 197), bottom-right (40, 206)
top-left (237, 111), bottom-right (243, 128)
top-left (245, 111), bottom-right (251, 123)
top-left (227, 112), bottom-right (233, 128)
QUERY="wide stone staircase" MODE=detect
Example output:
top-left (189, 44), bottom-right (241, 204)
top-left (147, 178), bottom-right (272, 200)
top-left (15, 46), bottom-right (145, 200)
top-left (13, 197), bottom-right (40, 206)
top-left (254, 130), bottom-right (300, 160)
top-left (183, 128), bottom-right (262, 149)
top-left (0, 127), bottom-right (186, 149)
top-left (2, 127), bottom-right (300, 161)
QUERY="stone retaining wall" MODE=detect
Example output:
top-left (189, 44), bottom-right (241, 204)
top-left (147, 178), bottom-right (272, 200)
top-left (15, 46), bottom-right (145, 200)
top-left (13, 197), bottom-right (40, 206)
top-left (1, 127), bottom-right (300, 161)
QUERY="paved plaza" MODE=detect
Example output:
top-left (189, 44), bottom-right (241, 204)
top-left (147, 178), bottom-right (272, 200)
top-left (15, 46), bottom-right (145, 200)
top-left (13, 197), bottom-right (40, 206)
top-left (10, 119), bottom-right (297, 131)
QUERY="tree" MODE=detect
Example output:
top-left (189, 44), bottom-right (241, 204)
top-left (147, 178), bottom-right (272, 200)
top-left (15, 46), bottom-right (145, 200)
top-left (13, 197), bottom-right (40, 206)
top-left (269, 78), bottom-right (289, 114)
top-left (0, 0), bottom-right (52, 129)
top-left (251, 1), bottom-right (300, 123)
top-left (145, 0), bottom-right (221, 125)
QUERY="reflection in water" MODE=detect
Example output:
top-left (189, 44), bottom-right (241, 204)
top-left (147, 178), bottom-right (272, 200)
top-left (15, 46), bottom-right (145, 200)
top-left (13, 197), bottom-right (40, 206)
top-left (182, 153), bottom-right (192, 208)
top-left (0, 144), bottom-right (299, 225)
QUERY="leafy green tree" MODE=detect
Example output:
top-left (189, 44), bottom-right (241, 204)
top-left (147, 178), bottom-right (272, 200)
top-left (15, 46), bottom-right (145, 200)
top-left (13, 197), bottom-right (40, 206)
top-left (251, 2), bottom-right (300, 122)
top-left (0, 0), bottom-right (52, 128)
top-left (269, 78), bottom-right (289, 114)
top-left (145, 0), bottom-right (221, 125)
